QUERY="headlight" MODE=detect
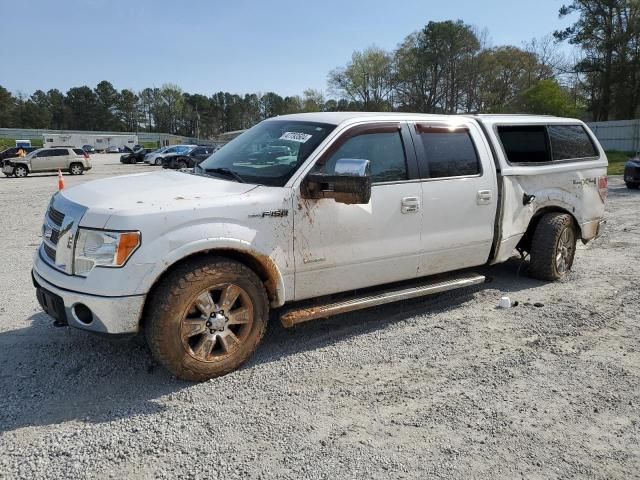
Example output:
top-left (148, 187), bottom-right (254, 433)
top-left (73, 229), bottom-right (140, 276)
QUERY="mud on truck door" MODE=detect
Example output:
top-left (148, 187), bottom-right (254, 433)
top-left (293, 122), bottom-right (423, 300)
top-left (410, 122), bottom-right (498, 276)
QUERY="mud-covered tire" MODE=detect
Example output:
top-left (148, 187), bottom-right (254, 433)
top-left (145, 257), bottom-right (269, 381)
top-left (528, 213), bottom-right (577, 281)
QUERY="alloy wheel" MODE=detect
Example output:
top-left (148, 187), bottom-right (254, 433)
top-left (555, 227), bottom-right (575, 274)
top-left (180, 283), bottom-right (254, 362)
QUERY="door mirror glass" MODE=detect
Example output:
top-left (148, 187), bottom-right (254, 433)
top-left (303, 158), bottom-right (372, 205)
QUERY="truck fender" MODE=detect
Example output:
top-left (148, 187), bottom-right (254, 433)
top-left (136, 236), bottom-right (286, 309)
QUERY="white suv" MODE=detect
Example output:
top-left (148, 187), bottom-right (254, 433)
top-left (2, 147), bottom-right (92, 178)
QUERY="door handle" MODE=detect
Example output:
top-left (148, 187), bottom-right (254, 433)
top-left (477, 190), bottom-right (492, 205)
top-left (401, 196), bottom-right (421, 214)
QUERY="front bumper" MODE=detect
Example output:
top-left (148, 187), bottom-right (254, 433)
top-left (2, 165), bottom-right (13, 175)
top-left (32, 269), bottom-right (145, 334)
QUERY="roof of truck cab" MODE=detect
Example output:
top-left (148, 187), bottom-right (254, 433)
top-left (269, 112), bottom-right (582, 126)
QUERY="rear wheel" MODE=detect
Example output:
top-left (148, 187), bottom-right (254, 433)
top-left (145, 257), bottom-right (269, 381)
top-left (69, 163), bottom-right (84, 175)
top-left (626, 182), bottom-right (639, 189)
top-left (14, 165), bottom-right (28, 178)
top-left (529, 213), bottom-right (577, 281)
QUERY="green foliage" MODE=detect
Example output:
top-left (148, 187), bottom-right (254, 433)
top-left (606, 150), bottom-right (635, 175)
top-left (515, 79), bottom-right (578, 116)
top-left (328, 46), bottom-right (394, 111)
top-left (555, 1), bottom-right (640, 120)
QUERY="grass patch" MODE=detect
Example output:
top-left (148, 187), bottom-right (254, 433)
top-left (606, 150), bottom-right (635, 175)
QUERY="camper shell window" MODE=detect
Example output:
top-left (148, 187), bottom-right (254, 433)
top-left (497, 124), bottom-right (599, 165)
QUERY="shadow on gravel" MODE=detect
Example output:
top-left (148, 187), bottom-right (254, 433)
top-left (0, 313), bottom-right (190, 433)
top-left (249, 258), bottom-right (544, 368)
top-left (0, 259), bottom-right (539, 433)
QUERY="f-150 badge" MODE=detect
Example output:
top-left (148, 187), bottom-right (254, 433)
top-left (249, 209), bottom-right (289, 218)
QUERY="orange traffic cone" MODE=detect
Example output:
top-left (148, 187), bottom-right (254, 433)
top-left (57, 170), bottom-right (65, 190)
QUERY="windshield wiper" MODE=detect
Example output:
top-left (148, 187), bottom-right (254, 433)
top-left (205, 167), bottom-right (246, 183)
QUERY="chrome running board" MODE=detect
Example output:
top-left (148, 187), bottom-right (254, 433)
top-left (280, 272), bottom-right (486, 328)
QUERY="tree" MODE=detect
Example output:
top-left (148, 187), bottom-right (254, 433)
top-left (0, 86), bottom-right (15, 126)
top-left (555, 0), bottom-right (640, 120)
top-left (394, 20), bottom-right (481, 113)
top-left (46, 89), bottom-right (66, 130)
top-left (65, 86), bottom-right (98, 130)
top-left (302, 89), bottom-right (325, 112)
top-left (21, 90), bottom-right (52, 128)
top-left (328, 46), bottom-right (394, 110)
top-left (516, 79), bottom-right (578, 116)
top-left (116, 89), bottom-right (139, 131)
top-left (94, 80), bottom-right (120, 130)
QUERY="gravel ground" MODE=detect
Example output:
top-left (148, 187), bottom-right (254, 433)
top-left (0, 155), bottom-right (638, 479)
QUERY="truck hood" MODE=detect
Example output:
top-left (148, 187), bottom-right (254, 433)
top-left (61, 170), bottom-right (257, 226)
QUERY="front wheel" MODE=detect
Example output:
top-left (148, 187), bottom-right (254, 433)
top-left (529, 213), bottom-right (577, 281)
top-left (176, 159), bottom-right (188, 169)
top-left (155, 157), bottom-right (162, 166)
top-left (13, 165), bottom-right (28, 178)
top-left (145, 257), bottom-right (269, 381)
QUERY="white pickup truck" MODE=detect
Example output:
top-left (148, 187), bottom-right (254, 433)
top-left (32, 113), bottom-right (608, 381)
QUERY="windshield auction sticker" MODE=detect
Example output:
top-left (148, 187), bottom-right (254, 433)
top-left (280, 132), bottom-right (313, 143)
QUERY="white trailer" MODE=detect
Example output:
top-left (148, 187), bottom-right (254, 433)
top-left (43, 133), bottom-right (138, 151)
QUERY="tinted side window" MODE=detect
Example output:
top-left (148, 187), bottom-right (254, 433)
top-left (36, 150), bottom-right (52, 157)
top-left (418, 128), bottom-right (480, 178)
top-left (498, 126), bottom-right (550, 163)
top-left (548, 125), bottom-right (597, 160)
top-left (318, 132), bottom-right (407, 183)
top-left (51, 149), bottom-right (68, 156)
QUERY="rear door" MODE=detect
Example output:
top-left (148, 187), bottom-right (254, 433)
top-left (51, 149), bottom-right (71, 169)
top-left (411, 121), bottom-right (498, 275)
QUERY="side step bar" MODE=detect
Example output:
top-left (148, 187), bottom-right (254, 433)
top-left (280, 272), bottom-right (486, 328)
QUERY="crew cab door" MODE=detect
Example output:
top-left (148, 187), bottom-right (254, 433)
top-left (293, 122), bottom-right (422, 301)
top-left (411, 121), bottom-right (498, 275)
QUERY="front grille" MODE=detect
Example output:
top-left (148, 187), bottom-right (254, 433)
top-left (43, 243), bottom-right (56, 262)
top-left (48, 207), bottom-right (65, 226)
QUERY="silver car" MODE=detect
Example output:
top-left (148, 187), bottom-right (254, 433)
top-left (144, 145), bottom-right (196, 166)
top-left (2, 147), bottom-right (92, 178)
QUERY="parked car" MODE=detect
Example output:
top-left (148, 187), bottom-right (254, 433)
top-left (121, 148), bottom-right (153, 164)
top-left (162, 146), bottom-right (216, 169)
top-left (0, 146), bottom-right (37, 161)
top-left (31, 113), bottom-right (607, 381)
top-left (623, 155), bottom-right (640, 189)
top-left (144, 145), bottom-right (196, 165)
top-left (2, 147), bottom-right (91, 177)
top-left (82, 145), bottom-right (96, 154)
top-left (105, 146), bottom-right (120, 153)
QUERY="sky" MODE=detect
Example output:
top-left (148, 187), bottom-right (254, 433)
top-left (0, 0), bottom-right (578, 98)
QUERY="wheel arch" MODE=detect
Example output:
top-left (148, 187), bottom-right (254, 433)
top-left (139, 247), bottom-right (284, 330)
top-left (517, 206), bottom-right (581, 254)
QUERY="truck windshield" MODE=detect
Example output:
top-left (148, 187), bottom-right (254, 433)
top-left (196, 120), bottom-right (336, 186)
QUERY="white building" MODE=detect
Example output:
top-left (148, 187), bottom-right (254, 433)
top-left (43, 133), bottom-right (138, 151)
